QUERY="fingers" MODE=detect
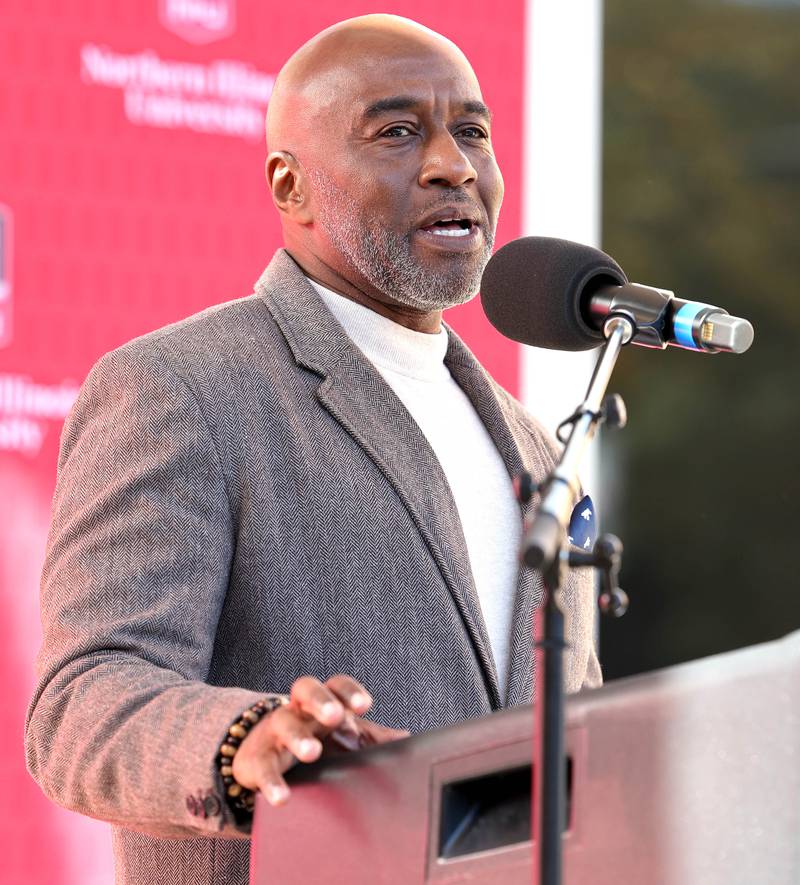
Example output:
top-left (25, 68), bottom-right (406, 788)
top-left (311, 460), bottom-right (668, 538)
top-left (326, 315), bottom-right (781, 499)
top-left (267, 705), bottom-right (323, 763)
top-left (231, 675), bottom-right (377, 808)
top-left (359, 720), bottom-right (410, 744)
top-left (289, 676), bottom-right (345, 728)
top-left (326, 710), bottom-right (363, 752)
top-left (231, 706), bottom-right (321, 801)
top-left (250, 751), bottom-right (291, 807)
top-left (231, 716), bottom-right (296, 802)
top-left (324, 674), bottom-right (372, 716)
top-left (328, 715), bottom-right (409, 752)
top-left (289, 674), bottom-right (372, 727)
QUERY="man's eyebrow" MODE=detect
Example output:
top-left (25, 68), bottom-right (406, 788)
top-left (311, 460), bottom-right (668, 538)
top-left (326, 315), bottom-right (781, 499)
top-left (360, 96), bottom-right (493, 123)
top-left (361, 96), bottom-right (420, 120)
top-left (462, 100), bottom-right (493, 122)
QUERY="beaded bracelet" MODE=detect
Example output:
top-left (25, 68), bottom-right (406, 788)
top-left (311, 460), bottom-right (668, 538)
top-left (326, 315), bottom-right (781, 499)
top-left (217, 694), bottom-right (289, 816)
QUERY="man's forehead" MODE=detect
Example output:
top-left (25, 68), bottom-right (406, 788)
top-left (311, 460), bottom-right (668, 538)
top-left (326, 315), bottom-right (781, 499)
top-left (335, 49), bottom-right (486, 120)
top-left (267, 18), bottom-right (484, 149)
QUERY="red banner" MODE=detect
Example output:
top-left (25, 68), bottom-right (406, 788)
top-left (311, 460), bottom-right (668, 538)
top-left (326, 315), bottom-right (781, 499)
top-left (0, 2), bottom-right (524, 880)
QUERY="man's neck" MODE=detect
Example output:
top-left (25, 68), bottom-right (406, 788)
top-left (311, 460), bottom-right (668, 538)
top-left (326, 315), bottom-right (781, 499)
top-left (284, 247), bottom-right (443, 334)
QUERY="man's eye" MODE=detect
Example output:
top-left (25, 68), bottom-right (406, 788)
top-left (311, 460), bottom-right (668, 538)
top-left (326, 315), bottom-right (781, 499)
top-left (458, 126), bottom-right (489, 139)
top-left (380, 125), bottom-right (414, 137)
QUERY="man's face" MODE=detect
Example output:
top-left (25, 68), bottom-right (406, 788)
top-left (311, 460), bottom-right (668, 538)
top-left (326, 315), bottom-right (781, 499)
top-left (302, 46), bottom-right (504, 312)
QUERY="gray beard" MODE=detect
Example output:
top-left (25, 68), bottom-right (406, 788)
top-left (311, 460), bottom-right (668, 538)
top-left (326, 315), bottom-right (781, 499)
top-left (308, 170), bottom-right (495, 312)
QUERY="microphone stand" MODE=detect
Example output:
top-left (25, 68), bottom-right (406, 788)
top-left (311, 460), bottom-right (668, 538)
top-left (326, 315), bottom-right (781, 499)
top-left (522, 316), bottom-right (633, 885)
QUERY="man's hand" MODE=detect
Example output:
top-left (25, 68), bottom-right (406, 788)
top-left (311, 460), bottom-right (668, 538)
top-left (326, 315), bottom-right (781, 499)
top-left (231, 675), bottom-right (408, 806)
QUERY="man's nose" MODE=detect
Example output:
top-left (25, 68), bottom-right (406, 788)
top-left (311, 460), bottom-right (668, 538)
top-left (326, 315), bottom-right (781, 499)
top-left (418, 130), bottom-right (478, 188)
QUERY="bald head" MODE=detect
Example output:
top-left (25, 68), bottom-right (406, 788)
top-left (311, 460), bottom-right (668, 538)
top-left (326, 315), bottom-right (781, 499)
top-left (264, 15), bottom-right (503, 327)
top-left (266, 15), bottom-right (478, 157)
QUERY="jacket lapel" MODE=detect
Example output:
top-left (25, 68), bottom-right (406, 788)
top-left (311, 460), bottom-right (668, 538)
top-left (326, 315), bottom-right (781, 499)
top-left (444, 334), bottom-right (547, 707)
top-left (254, 251), bottom-right (502, 709)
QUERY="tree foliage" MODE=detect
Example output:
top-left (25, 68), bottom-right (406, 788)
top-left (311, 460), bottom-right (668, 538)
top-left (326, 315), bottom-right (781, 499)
top-left (601, 0), bottom-right (800, 676)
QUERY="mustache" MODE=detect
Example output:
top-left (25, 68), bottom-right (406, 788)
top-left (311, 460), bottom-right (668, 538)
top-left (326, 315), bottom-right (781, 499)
top-left (416, 193), bottom-right (488, 224)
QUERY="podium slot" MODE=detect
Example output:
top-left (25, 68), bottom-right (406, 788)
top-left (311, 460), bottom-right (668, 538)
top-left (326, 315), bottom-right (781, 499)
top-left (437, 756), bottom-right (574, 860)
top-left (438, 764), bottom-right (532, 859)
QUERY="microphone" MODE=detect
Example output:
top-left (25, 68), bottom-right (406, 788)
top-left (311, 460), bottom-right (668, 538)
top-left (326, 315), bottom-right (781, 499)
top-left (480, 236), bottom-right (754, 354)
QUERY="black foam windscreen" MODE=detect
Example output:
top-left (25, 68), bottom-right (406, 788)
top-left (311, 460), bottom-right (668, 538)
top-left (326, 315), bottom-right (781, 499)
top-left (480, 236), bottom-right (628, 351)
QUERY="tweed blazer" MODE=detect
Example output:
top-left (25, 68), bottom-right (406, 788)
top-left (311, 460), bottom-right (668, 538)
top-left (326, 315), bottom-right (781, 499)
top-left (26, 249), bottom-right (601, 884)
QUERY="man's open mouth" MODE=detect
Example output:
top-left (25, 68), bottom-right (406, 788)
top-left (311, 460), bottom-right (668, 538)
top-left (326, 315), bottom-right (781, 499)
top-left (418, 218), bottom-right (476, 238)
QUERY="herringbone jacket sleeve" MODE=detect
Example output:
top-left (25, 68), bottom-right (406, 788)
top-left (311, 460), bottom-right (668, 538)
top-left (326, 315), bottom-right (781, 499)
top-left (25, 342), bottom-right (262, 838)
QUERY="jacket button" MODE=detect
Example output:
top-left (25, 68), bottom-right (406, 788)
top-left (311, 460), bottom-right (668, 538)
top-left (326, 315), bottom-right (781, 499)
top-left (204, 794), bottom-right (222, 817)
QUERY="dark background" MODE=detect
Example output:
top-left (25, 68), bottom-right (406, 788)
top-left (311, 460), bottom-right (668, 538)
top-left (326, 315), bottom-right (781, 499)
top-left (600, 0), bottom-right (800, 678)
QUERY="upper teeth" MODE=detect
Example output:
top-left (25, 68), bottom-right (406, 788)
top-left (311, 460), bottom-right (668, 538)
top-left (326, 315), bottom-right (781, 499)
top-left (428, 218), bottom-right (472, 237)
top-left (432, 227), bottom-right (470, 237)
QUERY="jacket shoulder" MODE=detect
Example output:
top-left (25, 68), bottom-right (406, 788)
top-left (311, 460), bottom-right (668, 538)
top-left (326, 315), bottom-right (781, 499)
top-left (113, 292), bottom-right (276, 364)
top-left (83, 292), bottom-right (288, 400)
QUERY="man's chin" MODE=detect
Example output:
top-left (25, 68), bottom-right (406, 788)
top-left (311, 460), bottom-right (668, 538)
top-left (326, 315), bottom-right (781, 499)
top-left (400, 248), bottom-right (488, 311)
top-left (392, 279), bottom-right (481, 313)
top-left (333, 231), bottom-right (489, 313)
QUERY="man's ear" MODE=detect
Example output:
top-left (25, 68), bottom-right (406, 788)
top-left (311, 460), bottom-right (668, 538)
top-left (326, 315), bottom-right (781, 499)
top-left (266, 151), bottom-right (313, 223)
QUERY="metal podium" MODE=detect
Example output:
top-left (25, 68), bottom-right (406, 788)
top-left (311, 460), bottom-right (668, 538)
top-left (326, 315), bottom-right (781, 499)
top-left (250, 631), bottom-right (800, 884)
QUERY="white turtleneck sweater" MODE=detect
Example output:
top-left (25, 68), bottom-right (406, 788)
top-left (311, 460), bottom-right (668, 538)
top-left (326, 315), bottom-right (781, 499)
top-left (308, 279), bottom-right (523, 698)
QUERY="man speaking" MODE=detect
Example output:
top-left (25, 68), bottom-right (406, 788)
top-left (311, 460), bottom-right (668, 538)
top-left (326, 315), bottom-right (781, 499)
top-left (26, 14), bottom-right (600, 885)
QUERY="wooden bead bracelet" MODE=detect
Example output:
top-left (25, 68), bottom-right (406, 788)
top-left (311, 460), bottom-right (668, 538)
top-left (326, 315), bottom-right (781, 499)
top-left (217, 694), bottom-right (289, 816)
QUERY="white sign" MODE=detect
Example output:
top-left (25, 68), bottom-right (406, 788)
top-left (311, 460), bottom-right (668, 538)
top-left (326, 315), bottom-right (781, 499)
top-left (159, 0), bottom-right (236, 45)
top-left (80, 44), bottom-right (274, 142)
top-left (0, 375), bottom-right (79, 456)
